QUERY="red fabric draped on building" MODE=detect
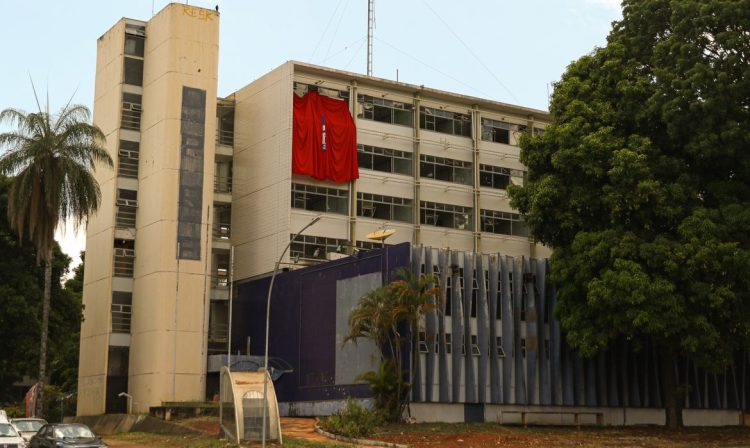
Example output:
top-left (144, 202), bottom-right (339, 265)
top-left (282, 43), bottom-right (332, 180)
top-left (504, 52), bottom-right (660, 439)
top-left (292, 91), bottom-right (359, 183)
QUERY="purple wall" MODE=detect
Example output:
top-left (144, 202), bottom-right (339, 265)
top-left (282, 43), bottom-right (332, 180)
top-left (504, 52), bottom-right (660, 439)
top-left (232, 243), bottom-right (410, 403)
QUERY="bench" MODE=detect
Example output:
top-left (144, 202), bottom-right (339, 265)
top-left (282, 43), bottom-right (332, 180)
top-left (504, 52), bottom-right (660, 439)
top-left (499, 410), bottom-right (604, 429)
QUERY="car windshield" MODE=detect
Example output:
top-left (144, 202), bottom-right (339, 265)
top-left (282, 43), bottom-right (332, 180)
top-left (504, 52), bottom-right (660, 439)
top-left (14, 420), bottom-right (45, 432)
top-left (54, 425), bottom-right (95, 439)
top-left (0, 423), bottom-right (19, 437)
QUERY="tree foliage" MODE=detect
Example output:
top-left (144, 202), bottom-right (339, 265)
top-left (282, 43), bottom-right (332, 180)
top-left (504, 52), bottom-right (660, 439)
top-left (0, 100), bottom-right (110, 416)
top-left (511, 0), bottom-right (750, 367)
top-left (344, 268), bottom-right (440, 422)
top-left (0, 177), bottom-right (82, 404)
top-left (509, 0), bottom-right (750, 426)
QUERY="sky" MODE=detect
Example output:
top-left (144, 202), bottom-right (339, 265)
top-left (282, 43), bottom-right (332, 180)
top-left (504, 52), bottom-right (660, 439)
top-left (0, 0), bottom-right (622, 269)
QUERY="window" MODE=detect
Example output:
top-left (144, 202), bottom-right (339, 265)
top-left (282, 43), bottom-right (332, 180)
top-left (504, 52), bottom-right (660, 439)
top-left (420, 201), bottom-right (472, 230)
top-left (420, 155), bottom-right (472, 185)
top-left (470, 276), bottom-right (478, 317)
top-left (418, 332), bottom-right (429, 353)
top-left (357, 192), bottom-right (413, 223)
top-left (113, 240), bottom-right (135, 277)
top-left (116, 189), bottom-right (137, 228)
top-left (358, 94), bottom-right (413, 127)
top-left (355, 240), bottom-right (381, 251)
top-left (291, 183), bottom-right (348, 215)
top-left (357, 144), bottom-right (413, 176)
top-left (121, 93), bottom-right (142, 131)
top-left (479, 164), bottom-right (514, 190)
top-left (533, 127), bottom-right (545, 136)
top-left (123, 57), bottom-right (144, 86)
top-left (444, 276), bottom-right (452, 316)
top-left (445, 333), bottom-right (452, 354)
top-left (111, 292), bottom-right (132, 334)
top-left (290, 234), bottom-right (348, 261)
top-left (521, 338), bottom-right (526, 358)
top-left (496, 336), bottom-right (506, 357)
top-left (294, 81), bottom-right (349, 101)
top-left (470, 335), bottom-right (481, 356)
top-left (480, 209), bottom-right (528, 237)
top-left (420, 107), bottom-right (472, 137)
top-left (124, 34), bottom-right (145, 57)
top-left (495, 279), bottom-right (503, 319)
top-left (481, 118), bottom-right (526, 145)
top-left (118, 140), bottom-right (139, 179)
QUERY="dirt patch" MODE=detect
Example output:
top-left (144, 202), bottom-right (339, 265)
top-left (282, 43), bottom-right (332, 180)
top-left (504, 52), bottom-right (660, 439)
top-left (373, 424), bottom-right (750, 448)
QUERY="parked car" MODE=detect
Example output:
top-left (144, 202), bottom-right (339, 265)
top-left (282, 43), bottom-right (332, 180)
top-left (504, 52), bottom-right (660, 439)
top-left (29, 424), bottom-right (107, 448)
top-left (10, 418), bottom-right (48, 442)
top-left (0, 420), bottom-right (27, 448)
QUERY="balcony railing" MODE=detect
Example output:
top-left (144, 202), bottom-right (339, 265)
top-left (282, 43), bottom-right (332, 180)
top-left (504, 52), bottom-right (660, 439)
top-left (214, 176), bottom-right (232, 194)
top-left (208, 322), bottom-right (228, 343)
top-left (111, 303), bottom-right (132, 333)
top-left (216, 128), bottom-right (234, 147)
top-left (116, 205), bottom-right (137, 228)
top-left (213, 223), bottom-right (231, 240)
top-left (121, 108), bottom-right (141, 131)
top-left (113, 248), bottom-right (135, 277)
top-left (118, 149), bottom-right (139, 179)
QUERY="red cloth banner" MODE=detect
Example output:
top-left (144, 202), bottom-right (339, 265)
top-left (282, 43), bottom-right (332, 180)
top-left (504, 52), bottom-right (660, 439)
top-left (292, 91), bottom-right (359, 182)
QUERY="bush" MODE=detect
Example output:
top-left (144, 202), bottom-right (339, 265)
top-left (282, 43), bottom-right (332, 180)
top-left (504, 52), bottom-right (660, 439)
top-left (318, 398), bottom-right (383, 439)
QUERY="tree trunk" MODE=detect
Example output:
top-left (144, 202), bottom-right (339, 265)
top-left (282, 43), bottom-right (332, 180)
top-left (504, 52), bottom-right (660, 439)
top-left (660, 346), bottom-right (683, 429)
top-left (36, 250), bottom-right (52, 418)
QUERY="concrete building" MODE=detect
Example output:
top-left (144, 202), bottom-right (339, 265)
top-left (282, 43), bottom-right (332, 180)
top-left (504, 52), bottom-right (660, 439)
top-left (78, 2), bottom-right (550, 415)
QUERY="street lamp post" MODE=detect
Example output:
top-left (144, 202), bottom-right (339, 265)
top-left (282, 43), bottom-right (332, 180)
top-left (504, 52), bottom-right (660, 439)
top-left (261, 215), bottom-right (321, 447)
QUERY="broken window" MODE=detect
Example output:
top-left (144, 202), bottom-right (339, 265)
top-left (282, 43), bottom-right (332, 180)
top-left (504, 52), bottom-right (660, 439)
top-left (357, 144), bottom-right (413, 176)
top-left (420, 154), bottom-right (473, 185)
top-left (357, 192), bottom-right (413, 223)
top-left (420, 201), bottom-right (472, 230)
top-left (291, 183), bottom-right (348, 215)
top-left (358, 94), bottom-right (413, 127)
top-left (419, 107), bottom-right (472, 137)
top-left (480, 209), bottom-right (528, 237)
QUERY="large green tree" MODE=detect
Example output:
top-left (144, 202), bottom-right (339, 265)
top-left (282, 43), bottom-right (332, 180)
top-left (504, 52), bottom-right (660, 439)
top-left (0, 101), bottom-right (111, 416)
top-left (509, 0), bottom-right (750, 427)
top-left (0, 177), bottom-right (82, 405)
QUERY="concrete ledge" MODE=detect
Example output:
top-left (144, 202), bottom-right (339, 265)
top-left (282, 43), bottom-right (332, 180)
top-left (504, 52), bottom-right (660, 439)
top-left (683, 409), bottom-right (742, 426)
top-left (66, 414), bottom-right (200, 436)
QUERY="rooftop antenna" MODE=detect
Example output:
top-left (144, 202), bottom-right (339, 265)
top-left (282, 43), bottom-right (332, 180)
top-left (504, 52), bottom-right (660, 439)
top-left (367, 0), bottom-right (374, 76)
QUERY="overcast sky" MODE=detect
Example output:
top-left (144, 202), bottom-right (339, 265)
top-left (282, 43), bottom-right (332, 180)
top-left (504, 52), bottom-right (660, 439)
top-left (0, 0), bottom-right (622, 268)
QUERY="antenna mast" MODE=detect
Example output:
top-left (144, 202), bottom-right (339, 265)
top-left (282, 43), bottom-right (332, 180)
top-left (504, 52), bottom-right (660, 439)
top-left (367, 0), bottom-right (374, 76)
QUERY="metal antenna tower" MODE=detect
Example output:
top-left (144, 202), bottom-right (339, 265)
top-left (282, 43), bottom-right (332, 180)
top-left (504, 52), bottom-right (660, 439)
top-left (367, 0), bottom-right (374, 76)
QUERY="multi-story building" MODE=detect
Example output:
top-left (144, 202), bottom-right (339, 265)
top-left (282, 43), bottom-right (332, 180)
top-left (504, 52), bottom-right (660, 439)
top-left (231, 62), bottom-right (549, 283)
top-left (78, 3), bottom-right (549, 415)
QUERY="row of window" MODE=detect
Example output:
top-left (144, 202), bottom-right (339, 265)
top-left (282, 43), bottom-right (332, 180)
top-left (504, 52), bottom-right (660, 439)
top-left (290, 183), bottom-right (525, 234)
top-left (357, 144), bottom-right (522, 190)
top-left (356, 94), bottom-right (543, 141)
top-left (417, 332), bottom-right (549, 359)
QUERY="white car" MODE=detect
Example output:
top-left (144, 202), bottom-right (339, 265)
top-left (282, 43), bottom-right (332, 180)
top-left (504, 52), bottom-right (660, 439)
top-left (0, 420), bottom-right (27, 448)
top-left (10, 419), bottom-right (47, 443)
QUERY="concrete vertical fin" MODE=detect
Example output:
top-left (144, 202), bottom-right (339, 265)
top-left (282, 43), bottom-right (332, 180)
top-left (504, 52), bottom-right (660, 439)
top-left (476, 254), bottom-right (489, 403)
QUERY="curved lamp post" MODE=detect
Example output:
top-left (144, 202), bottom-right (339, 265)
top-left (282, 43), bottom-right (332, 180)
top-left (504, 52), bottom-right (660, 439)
top-left (262, 215), bottom-right (321, 447)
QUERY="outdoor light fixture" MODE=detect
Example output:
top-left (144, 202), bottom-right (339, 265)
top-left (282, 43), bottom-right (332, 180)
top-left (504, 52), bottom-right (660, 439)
top-left (262, 215), bottom-right (321, 447)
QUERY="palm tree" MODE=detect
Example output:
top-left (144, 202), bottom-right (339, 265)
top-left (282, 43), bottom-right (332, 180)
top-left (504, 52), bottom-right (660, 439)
top-left (0, 100), bottom-right (112, 416)
top-left (344, 268), bottom-right (440, 421)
